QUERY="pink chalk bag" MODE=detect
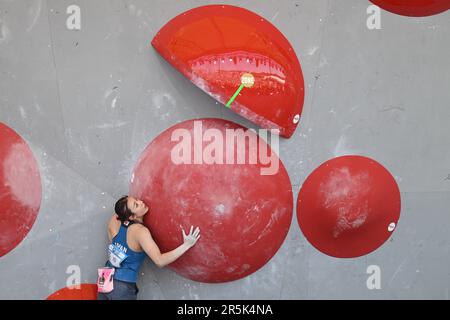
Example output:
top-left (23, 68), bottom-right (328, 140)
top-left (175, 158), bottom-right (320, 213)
top-left (97, 241), bottom-right (129, 293)
top-left (97, 267), bottom-right (115, 293)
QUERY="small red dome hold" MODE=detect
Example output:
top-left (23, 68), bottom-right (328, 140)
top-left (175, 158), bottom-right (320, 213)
top-left (297, 156), bottom-right (401, 258)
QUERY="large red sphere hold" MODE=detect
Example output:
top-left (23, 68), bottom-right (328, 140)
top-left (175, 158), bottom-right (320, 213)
top-left (297, 156), bottom-right (401, 258)
top-left (0, 123), bottom-right (42, 257)
top-left (46, 284), bottom-right (98, 300)
top-left (130, 118), bottom-right (293, 283)
top-left (370, 0), bottom-right (450, 17)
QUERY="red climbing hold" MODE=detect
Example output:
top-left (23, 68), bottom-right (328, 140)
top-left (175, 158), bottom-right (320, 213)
top-left (130, 118), bottom-right (293, 282)
top-left (370, 0), bottom-right (450, 17)
top-left (46, 284), bottom-right (98, 300)
top-left (297, 155), bottom-right (401, 258)
top-left (0, 123), bottom-right (42, 257)
top-left (152, 5), bottom-right (305, 138)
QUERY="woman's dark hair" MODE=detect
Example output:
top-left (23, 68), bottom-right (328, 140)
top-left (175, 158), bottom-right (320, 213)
top-left (115, 195), bottom-right (133, 223)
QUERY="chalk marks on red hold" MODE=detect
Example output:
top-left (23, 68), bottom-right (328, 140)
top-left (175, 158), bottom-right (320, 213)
top-left (130, 118), bottom-right (293, 283)
top-left (297, 155), bottom-right (401, 258)
top-left (0, 123), bottom-right (42, 257)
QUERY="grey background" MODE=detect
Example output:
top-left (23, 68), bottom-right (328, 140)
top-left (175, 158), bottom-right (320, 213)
top-left (0, 0), bottom-right (449, 299)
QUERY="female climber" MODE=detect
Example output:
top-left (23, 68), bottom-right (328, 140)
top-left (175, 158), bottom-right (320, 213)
top-left (97, 195), bottom-right (201, 300)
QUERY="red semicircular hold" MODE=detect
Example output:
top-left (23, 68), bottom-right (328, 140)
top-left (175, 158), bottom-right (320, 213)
top-left (297, 155), bottom-right (401, 258)
top-left (0, 123), bottom-right (42, 257)
top-left (130, 118), bottom-right (293, 283)
top-left (370, 0), bottom-right (450, 17)
top-left (151, 5), bottom-right (305, 138)
top-left (46, 284), bottom-right (98, 300)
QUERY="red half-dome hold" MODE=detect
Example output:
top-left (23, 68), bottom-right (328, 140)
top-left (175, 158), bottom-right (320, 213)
top-left (0, 123), bottom-right (42, 257)
top-left (152, 5), bottom-right (305, 138)
top-left (370, 0), bottom-right (450, 17)
top-left (46, 284), bottom-right (98, 300)
top-left (297, 156), bottom-right (401, 258)
top-left (130, 118), bottom-right (293, 282)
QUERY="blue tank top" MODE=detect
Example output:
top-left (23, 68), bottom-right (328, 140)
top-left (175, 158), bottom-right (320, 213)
top-left (106, 222), bottom-right (146, 283)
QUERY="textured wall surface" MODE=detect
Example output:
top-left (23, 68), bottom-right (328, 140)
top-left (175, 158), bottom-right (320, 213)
top-left (0, 0), bottom-right (449, 299)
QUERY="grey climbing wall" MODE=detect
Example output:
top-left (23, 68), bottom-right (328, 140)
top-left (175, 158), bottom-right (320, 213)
top-left (0, 0), bottom-right (449, 299)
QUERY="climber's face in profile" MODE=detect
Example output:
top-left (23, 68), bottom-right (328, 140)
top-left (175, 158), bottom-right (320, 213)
top-left (127, 196), bottom-right (149, 218)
